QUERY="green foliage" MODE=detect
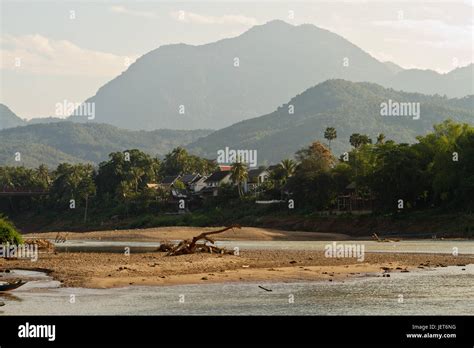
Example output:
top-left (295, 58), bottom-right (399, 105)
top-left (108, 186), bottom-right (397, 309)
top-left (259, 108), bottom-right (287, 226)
top-left (285, 120), bottom-right (474, 214)
top-left (349, 133), bottom-right (372, 149)
top-left (49, 163), bottom-right (96, 209)
top-left (366, 143), bottom-right (429, 211)
top-left (324, 127), bottom-right (337, 149)
top-left (288, 170), bottom-right (336, 210)
top-left (416, 120), bottom-right (474, 210)
top-left (230, 161), bottom-right (248, 197)
top-left (0, 216), bottom-right (23, 244)
top-left (280, 159), bottom-right (297, 180)
top-left (160, 147), bottom-right (216, 176)
top-left (173, 179), bottom-right (186, 190)
top-left (1, 120), bottom-right (473, 229)
top-left (96, 149), bottom-right (160, 200)
top-left (376, 133), bottom-right (386, 145)
top-left (189, 80), bottom-right (473, 163)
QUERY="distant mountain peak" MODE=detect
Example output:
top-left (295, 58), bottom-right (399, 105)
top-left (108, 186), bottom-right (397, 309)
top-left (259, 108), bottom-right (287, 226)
top-left (78, 20), bottom-right (473, 131)
top-left (0, 103), bottom-right (26, 130)
top-left (257, 19), bottom-right (294, 28)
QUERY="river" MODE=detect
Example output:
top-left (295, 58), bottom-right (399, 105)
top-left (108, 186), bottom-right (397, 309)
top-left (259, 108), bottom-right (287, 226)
top-left (1, 239), bottom-right (473, 315)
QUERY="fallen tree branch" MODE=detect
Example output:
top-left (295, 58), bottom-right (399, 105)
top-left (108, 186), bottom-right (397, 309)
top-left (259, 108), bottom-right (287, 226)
top-left (372, 233), bottom-right (400, 243)
top-left (162, 225), bottom-right (241, 256)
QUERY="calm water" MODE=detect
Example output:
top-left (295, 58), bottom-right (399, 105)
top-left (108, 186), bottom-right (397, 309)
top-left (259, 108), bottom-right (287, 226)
top-left (56, 239), bottom-right (474, 255)
top-left (1, 265), bottom-right (473, 315)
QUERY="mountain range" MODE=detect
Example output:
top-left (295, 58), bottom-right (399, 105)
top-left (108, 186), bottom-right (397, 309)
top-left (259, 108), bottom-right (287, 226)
top-left (187, 79), bottom-right (474, 164)
top-left (0, 104), bottom-right (26, 129)
top-left (1, 80), bottom-right (472, 168)
top-left (76, 20), bottom-right (473, 131)
top-left (1, 20), bottom-right (472, 168)
top-left (0, 122), bottom-right (212, 168)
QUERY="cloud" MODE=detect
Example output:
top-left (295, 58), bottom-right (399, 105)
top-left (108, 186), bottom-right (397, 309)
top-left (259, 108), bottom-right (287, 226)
top-left (372, 19), bottom-right (471, 37)
top-left (372, 19), bottom-right (473, 50)
top-left (0, 34), bottom-right (138, 76)
top-left (170, 11), bottom-right (258, 26)
top-left (110, 5), bottom-right (157, 19)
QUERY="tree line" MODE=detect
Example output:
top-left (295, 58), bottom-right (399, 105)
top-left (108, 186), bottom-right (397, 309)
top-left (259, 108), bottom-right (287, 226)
top-left (0, 120), bottom-right (472, 220)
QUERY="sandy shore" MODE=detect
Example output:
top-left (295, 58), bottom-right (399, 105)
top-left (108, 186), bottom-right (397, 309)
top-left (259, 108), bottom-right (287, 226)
top-left (0, 227), bottom-right (470, 289)
top-left (1, 249), bottom-right (471, 289)
top-left (23, 226), bottom-right (351, 242)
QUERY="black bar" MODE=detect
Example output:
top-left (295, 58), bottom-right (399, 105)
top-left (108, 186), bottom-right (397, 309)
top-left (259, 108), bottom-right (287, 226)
top-left (0, 316), bottom-right (472, 346)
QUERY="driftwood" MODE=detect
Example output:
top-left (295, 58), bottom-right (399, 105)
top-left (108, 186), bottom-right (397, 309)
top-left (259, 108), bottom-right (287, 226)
top-left (162, 225), bottom-right (241, 256)
top-left (24, 239), bottom-right (55, 252)
top-left (54, 232), bottom-right (68, 243)
top-left (372, 233), bottom-right (400, 243)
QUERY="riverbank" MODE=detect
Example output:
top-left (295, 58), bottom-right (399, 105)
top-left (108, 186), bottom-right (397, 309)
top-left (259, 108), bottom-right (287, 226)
top-left (1, 248), bottom-right (471, 289)
top-left (24, 226), bottom-right (351, 242)
top-left (2, 227), bottom-right (472, 289)
top-left (12, 209), bottom-right (474, 239)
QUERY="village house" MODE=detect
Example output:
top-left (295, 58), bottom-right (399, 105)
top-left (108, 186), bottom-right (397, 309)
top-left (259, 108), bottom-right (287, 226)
top-left (200, 170), bottom-right (232, 197)
top-left (150, 165), bottom-right (272, 199)
top-left (180, 173), bottom-right (207, 193)
top-left (244, 168), bottom-right (270, 193)
top-left (337, 182), bottom-right (374, 213)
top-left (159, 175), bottom-right (182, 189)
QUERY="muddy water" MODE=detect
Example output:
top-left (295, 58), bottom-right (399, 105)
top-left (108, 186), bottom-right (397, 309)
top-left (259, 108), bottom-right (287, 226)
top-left (1, 265), bottom-right (472, 315)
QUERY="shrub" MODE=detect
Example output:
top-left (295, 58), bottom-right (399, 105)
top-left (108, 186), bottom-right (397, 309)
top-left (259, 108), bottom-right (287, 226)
top-left (0, 217), bottom-right (23, 244)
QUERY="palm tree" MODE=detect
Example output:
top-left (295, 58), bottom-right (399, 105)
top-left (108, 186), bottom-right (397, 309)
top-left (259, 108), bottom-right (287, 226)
top-left (172, 147), bottom-right (187, 162)
top-left (163, 147), bottom-right (189, 175)
top-left (230, 161), bottom-right (248, 197)
top-left (129, 167), bottom-right (145, 193)
top-left (324, 127), bottom-right (337, 150)
top-left (280, 159), bottom-right (296, 182)
top-left (376, 133), bottom-right (386, 145)
top-left (35, 164), bottom-right (50, 188)
top-left (350, 133), bottom-right (372, 149)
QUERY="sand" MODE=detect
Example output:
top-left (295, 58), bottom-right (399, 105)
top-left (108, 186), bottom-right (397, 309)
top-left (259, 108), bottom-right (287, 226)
top-left (24, 226), bottom-right (351, 242)
top-left (1, 249), bottom-right (471, 289)
top-left (1, 227), bottom-right (470, 289)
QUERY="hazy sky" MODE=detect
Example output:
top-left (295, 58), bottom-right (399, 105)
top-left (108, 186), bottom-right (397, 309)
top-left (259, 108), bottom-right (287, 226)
top-left (1, 0), bottom-right (473, 119)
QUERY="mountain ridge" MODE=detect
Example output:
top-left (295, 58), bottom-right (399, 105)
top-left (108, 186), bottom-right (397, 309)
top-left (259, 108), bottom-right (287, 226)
top-left (0, 104), bottom-right (26, 129)
top-left (187, 79), bottom-right (474, 164)
top-left (75, 20), bottom-right (396, 130)
top-left (0, 122), bottom-right (213, 168)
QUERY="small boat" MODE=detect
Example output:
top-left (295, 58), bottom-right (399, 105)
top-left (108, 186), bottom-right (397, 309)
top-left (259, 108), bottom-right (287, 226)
top-left (0, 280), bottom-right (26, 291)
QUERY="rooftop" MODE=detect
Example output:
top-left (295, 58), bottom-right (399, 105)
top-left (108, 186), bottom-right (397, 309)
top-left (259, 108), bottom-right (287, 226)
top-left (205, 170), bottom-right (231, 183)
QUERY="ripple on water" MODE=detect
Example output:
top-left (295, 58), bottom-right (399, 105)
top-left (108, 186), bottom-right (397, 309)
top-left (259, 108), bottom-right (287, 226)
top-left (0, 265), bottom-right (472, 315)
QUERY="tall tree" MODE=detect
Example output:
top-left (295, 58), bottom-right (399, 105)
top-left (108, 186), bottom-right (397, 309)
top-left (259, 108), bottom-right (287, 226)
top-left (324, 127), bottom-right (337, 150)
top-left (230, 161), bottom-right (248, 197)
top-left (376, 133), bottom-right (386, 145)
top-left (161, 147), bottom-right (216, 176)
top-left (96, 149), bottom-right (159, 200)
top-left (350, 133), bottom-right (372, 149)
top-left (280, 159), bottom-right (297, 181)
top-left (296, 141), bottom-right (335, 173)
top-left (35, 164), bottom-right (50, 189)
top-left (129, 167), bottom-right (145, 193)
top-left (50, 163), bottom-right (96, 209)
